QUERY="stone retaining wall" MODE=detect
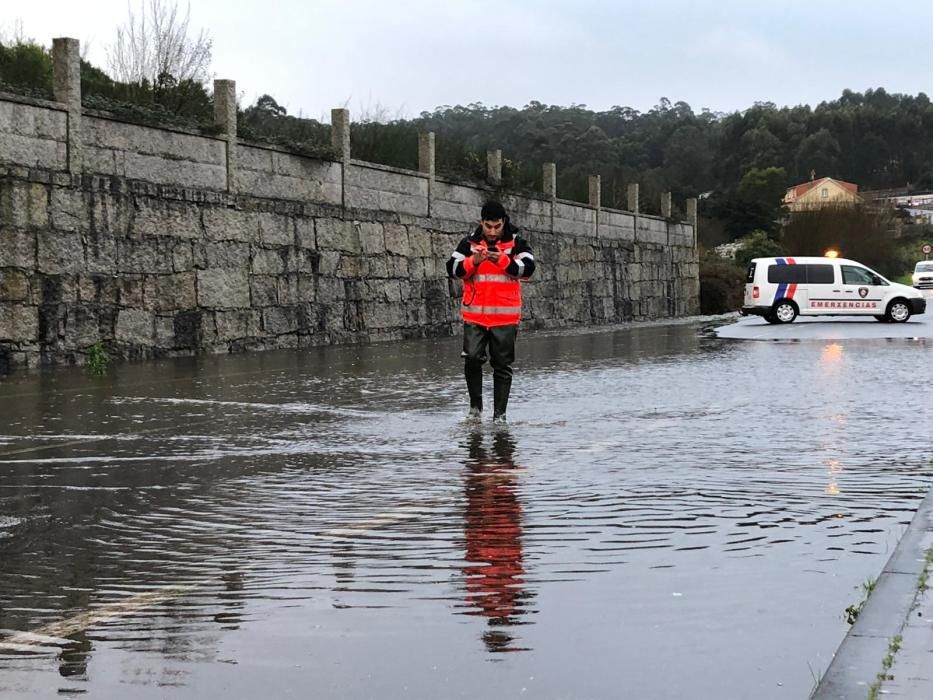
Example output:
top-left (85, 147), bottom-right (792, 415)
top-left (0, 38), bottom-right (699, 374)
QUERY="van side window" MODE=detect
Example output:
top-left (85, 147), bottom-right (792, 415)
top-left (766, 262), bottom-right (836, 284)
top-left (767, 264), bottom-right (807, 284)
top-left (806, 264), bottom-right (834, 283)
top-left (746, 262), bottom-right (757, 283)
top-left (841, 265), bottom-right (875, 285)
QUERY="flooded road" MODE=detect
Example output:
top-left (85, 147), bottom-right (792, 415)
top-left (1, 319), bottom-right (931, 699)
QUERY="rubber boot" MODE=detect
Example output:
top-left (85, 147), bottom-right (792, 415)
top-left (465, 359), bottom-right (484, 416)
top-left (492, 375), bottom-right (511, 424)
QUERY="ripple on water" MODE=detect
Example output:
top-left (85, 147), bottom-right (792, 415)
top-left (0, 326), bottom-right (932, 699)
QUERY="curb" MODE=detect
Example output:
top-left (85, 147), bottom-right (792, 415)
top-left (810, 485), bottom-right (933, 699)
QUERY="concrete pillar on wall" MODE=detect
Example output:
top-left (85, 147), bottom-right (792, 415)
top-left (331, 108), bottom-right (351, 210)
top-left (686, 198), bottom-right (698, 247)
top-left (661, 191), bottom-right (672, 218)
top-left (487, 149), bottom-right (502, 185)
top-left (418, 131), bottom-right (435, 177)
top-left (331, 108), bottom-right (351, 162)
top-left (542, 163), bottom-right (556, 199)
top-left (543, 162), bottom-right (556, 232)
top-left (418, 131), bottom-right (435, 216)
top-left (589, 174), bottom-right (601, 238)
top-left (588, 175), bottom-right (601, 209)
top-left (52, 38), bottom-right (82, 175)
top-left (627, 183), bottom-right (640, 214)
top-left (214, 79), bottom-right (238, 193)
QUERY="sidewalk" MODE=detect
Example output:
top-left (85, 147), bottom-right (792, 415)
top-left (810, 486), bottom-right (933, 699)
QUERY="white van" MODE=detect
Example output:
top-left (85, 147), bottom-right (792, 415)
top-left (742, 256), bottom-right (926, 323)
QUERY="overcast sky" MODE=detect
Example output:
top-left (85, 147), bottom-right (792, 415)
top-left (6, 0), bottom-right (932, 122)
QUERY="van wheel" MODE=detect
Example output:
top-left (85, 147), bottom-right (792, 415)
top-left (885, 299), bottom-right (912, 323)
top-left (764, 313), bottom-right (779, 324)
top-left (873, 315), bottom-right (889, 322)
top-left (772, 300), bottom-right (798, 323)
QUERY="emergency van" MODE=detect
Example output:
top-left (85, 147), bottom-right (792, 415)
top-left (742, 256), bottom-right (926, 324)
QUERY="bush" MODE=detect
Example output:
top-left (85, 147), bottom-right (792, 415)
top-left (735, 230), bottom-right (785, 270)
top-left (699, 252), bottom-right (744, 314)
top-left (0, 40), bottom-right (53, 98)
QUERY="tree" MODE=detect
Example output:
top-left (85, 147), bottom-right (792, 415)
top-left (254, 94), bottom-right (287, 118)
top-left (0, 40), bottom-right (51, 94)
top-left (739, 126), bottom-right (784, 172)
top-left (781, 206), bottom-right (908, 276)
top-left (795, 128), bottom-right (841, 180)
top-left (915, 164), bottom-right (933, 191)
top-left (734, 230), bottom-right (785, 269)
top-left (704, 168), bottom-right (788, 242)
top-left (100, 0), bottom-right (213, 118)
top-left (734, 166), bottom-right (788, 237)
top-left (707, 191), bottom-right (773, 240)
top-left (239, 94), bottom-right (331, 156)
top-left (107, 0), bottom-right (212, 87)
top-left (738, 166), bottom-right (787, 206)
top-left (663, 124), bottom-right (713, 195)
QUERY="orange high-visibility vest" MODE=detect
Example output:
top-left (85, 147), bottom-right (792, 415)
top-left (460, 239), bottom-right (522, 327)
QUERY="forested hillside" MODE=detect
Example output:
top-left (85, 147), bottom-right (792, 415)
top-left (5, 37), bottom-right (932, 216)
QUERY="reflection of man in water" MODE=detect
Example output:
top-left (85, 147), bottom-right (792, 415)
top-left (462, 431), bottom-right (531, 653)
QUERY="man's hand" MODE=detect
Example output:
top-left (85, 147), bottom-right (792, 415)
top-left (471, 249), bottom-right (486, 265)
top-left (485, 249), bottom-right (501, 263)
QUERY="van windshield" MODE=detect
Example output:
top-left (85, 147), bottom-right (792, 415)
top-left (916, 262), bottom-right (933, 273)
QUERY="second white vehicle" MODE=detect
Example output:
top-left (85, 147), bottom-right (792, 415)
top-left (912, 260), bottom-right (933, 289)
top-left (743, 256), bottom-right (926, 323)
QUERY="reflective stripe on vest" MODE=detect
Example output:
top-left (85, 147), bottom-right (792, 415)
top-left (461, 304), bottom-right (522, 315)
top-left (462, 308), bottom-right (521, 327)
top-left (472, 274), bottom-right (514, 283)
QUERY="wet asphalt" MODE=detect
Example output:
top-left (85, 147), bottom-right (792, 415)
top-left (1, 316), bottom-right (932, 699)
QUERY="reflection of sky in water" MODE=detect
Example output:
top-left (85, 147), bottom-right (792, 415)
top-left (0, 324), bottom-right (932, 699)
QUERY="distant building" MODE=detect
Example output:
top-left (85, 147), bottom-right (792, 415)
top-left (861, 190), bottom-right (933, 225)
top-left (902, 207), bottom-right (933, 225)
top-left (783, 177), bottom-right (861, 211)
top-left (863, 191), bottom-right (933, 208)
top-left (714, 241), bottom-right (742, 259)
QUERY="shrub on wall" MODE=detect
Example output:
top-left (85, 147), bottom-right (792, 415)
top-left (0, 40), bottom-right (53, 99)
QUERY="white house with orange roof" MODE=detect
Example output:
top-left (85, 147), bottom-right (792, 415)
top-left (783, 176), bottom-right (862, 211)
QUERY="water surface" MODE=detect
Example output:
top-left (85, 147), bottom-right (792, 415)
top-left (1, 320), bottom-right (930, 699)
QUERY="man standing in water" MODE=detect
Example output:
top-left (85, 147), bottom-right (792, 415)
top-left (446, 201), bottom-right (536, 424)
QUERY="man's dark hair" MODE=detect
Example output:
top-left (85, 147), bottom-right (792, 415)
top-left (481, 201), bottom-right (507, 221)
